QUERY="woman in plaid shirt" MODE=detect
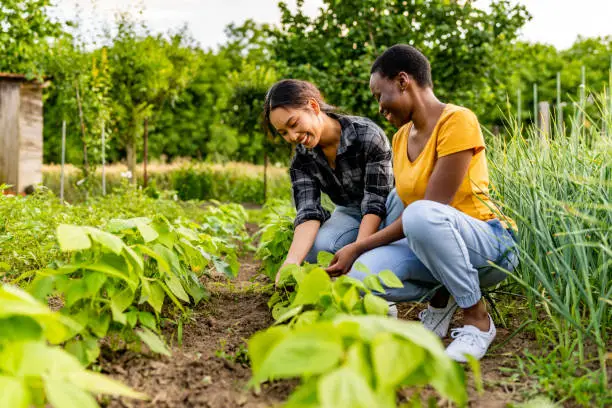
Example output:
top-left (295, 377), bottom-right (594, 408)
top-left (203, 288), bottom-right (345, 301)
top-left (263, 79), bottom-right (404, 285)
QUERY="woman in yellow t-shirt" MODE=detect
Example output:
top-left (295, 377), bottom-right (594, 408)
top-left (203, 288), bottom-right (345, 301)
top-left (326, 45), bottom-right (518, 362)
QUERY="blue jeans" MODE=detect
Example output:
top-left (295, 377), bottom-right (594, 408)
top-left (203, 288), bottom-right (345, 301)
top-left (304, 189), bottom-right (405, 263)
top-left (347, 200), bottom-right (519, 309)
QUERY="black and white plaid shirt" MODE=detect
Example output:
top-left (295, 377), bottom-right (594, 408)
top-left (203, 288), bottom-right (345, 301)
top-left (290, 113), bottom-right (394, 227)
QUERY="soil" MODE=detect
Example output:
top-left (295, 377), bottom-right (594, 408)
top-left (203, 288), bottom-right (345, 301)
top-left (103, 223), bottom-right (539, 408)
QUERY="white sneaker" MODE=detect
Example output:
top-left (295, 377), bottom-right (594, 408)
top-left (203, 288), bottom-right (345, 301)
top-left (387, 303), bottom-right (398, 319)
top-left (418, 297), bottom-right (458, 338)
top-left (446, 315), bottom-right (496, 362)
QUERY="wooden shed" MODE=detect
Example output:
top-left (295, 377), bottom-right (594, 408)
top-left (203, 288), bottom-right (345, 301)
top-left (0, 73), bottom-right (43, 193)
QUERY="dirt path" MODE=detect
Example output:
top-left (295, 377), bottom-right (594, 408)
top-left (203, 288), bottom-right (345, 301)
top-left (103, 224), bottom-right (535, 408)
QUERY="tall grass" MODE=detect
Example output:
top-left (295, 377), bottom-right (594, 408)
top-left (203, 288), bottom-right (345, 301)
top-left (487, 89), bottom-right (611, 398)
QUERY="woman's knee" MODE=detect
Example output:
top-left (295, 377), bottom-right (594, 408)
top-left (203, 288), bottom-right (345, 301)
top-left (402, 200), bottom-right (447, 239)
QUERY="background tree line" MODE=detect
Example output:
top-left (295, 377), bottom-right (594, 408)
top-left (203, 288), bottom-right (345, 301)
top-left (2, 0), bottom-right (611, 172)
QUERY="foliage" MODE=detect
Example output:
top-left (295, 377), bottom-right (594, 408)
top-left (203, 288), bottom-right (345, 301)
top-left (249, 316), bottom-right (467, 408)
top-left (269, 255), bottom-right (404, 325)
top-left (269, 0), bottom-right (530, 129)
top-left (487, 89), bottom-right (611, 404)
top-left (0, 0), bottom-right (62, 77)
top-left (25, 215), bottom-right (223, 364)
top-left (106, 17), bottom-right (200, 173)
top-left (0, 284), bottom-right (146, 408)
top-left (42, 162), bottom-right (291, 204)
top-left (254, 199), bottom-right (296, 279)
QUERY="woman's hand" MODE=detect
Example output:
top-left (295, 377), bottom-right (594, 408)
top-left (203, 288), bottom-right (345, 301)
top-left (275, 260), bottom-right (297, 287)
top-left (325, 243), bottom-right (362, 277)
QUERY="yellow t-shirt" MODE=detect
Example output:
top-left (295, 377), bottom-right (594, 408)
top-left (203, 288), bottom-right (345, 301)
top-left (392, 104), bottom-right (511, 226)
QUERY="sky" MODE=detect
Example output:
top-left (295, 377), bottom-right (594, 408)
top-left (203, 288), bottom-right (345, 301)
top-left (50, 0), bottom-right (612, 51)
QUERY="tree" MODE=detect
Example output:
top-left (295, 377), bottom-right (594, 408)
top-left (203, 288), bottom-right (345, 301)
top-left (269, 0), bottom-right (530, 129)
top-left (106, 17), bottom-right (199, 174)
top-left (0, 0), bottom-right (61, 76)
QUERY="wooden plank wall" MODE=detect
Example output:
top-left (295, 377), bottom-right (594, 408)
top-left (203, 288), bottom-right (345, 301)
top-left (0, 80), bottom-right (43, 193)
top-left (17, 82), bottom-right (43, 191)
top-left (0, 81), bottom-right (21, 191)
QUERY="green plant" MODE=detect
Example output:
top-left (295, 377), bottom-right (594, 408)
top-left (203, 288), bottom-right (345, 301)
top-left (269, 253), bottom-right (404, 326)
top-left (487, 88), bottom-right (611, 403)
top-left (25, 210), bottom-right (243, 365)
top-left (255, 199), bottom-right (296, 279)
top-left (0, 284), bottom-right (146, 407)
top-left (249, 315), bottom-right (467, 408)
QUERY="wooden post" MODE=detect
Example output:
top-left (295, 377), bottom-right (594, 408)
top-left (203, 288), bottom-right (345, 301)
top-left (533, 83), bottom-right (538, 128)
top-left (538, 101), bottom-right (551, 139)
top-left (517, 88), bottom-right (522, 129)
top-left (143, 117), bottom-right (149, 188)
top-left (74, 80), bottom-right (89, 177)
top-left (60, 120), bottom-right (66, 203)
top-left (101, 122), bottom-right (106, 196)
top-left (556, 72), bottom-right (563, 136)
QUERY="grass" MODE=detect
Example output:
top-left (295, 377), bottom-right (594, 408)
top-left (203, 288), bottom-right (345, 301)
top-left (486, 90), bottom-right (611, 405)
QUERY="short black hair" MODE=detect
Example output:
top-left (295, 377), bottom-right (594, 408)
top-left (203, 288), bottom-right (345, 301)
top-left (370, 44), bottom-right (433, 88)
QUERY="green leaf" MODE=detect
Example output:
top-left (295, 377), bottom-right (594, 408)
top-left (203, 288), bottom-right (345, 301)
top-left (45, 378), bottom-right (98, 408)
top-left (138, 312), bottom-right (157, 332)
top-left (465, 354), bottom-right (483, 395)
top-left (377, 270), bottom-right (404, 288)
top-left (341, 286), bottom-right (360, 312)
top-left (273, 305), bottom-right (303, 325)
top-left (254, 326), bottom-right (343, 382)
top-left (0, 376), bottom-right (30, 408)
top-left (147, 282), bottom-right (165, 313)
top-left (67, 371), bottom-right (147, 400)
top-left (212, 257), bottom-right (236, 278)
top-left (248, 325), bottom-right (290, 381)
top-left (165, 273), bottom-right (190, 303)
top-left (65, 337), bottom-right (100, 366)
top-left (317, 366), bottom-right (378, 408)
top-left (137, 223), bottom-right (159, 243)
top-left (0, 316), bottom-right (42, 342)
top-left (291, 268), bottom-right (331, 307)
top-left (353, 262), bottom-right (371, 274)
top-left (363, 293), bottom-right (389, 316)
top-left (111, 288), bottom-right (135, 313)
top-left (65, 280), bottom-right (88, 307)
top-left (126, 310), bottom-right (138, 328)
top-left (57, 225), bottom-right (91, 252)
top-left (88, 312), bottom-right (111, 338)
top-left (316, 251), bottom-right (334, 266)
top-left (85, 227), bottom-right (124, 255)
top-left (84, 272), bottom-right (107, 295)
top-left (123, 246), bottom-right (144, 274)
top-left (371, 332), bottom-right (426, 390)
top-left (136, 328), bottom-right (171, 356)
top-left (363, 275), bottom-right (386, 294)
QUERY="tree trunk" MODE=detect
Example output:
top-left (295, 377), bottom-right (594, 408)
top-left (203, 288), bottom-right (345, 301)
top-left (126, 142), bottom-right (136, 183)
top-left (143, 117), bottom-right (149, 188)
top-left (74, 80), bottom-right (89, 177)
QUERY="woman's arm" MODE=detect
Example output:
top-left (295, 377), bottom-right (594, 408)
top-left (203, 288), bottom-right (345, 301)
top-left (356, 214), bottom-right (382, 241)
top-left (282, 220), bottom-right (321, 265)
top-left (326, 149), bottom-right (474, 276)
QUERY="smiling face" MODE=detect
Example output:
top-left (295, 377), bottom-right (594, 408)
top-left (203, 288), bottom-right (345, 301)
top-left (369, 71), bottom-right (413, 128)
top-left (268, 100), bottom-right (324, 149)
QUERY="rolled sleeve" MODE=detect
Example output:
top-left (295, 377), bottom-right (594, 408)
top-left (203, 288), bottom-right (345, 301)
top-left (361, 131), bottom-right (393, 218)
top-left (290, 165), bottom-right (330, 227)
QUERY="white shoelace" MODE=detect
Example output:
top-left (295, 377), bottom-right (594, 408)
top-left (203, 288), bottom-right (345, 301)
top-left (450, 326), bottom-right (491, 349)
